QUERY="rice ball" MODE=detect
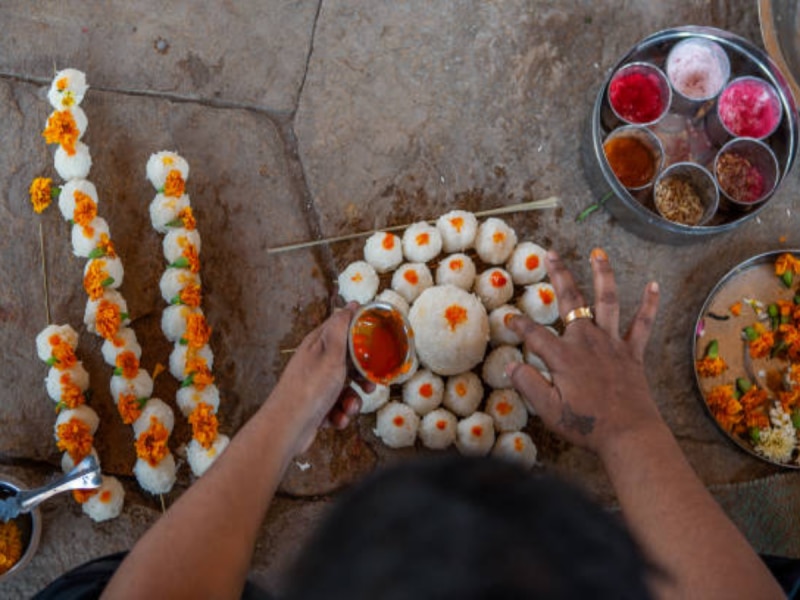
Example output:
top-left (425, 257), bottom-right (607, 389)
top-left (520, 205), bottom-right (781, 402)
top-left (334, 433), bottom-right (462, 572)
top-left (492, 432), bottom-right (538, 469)
top-left (58, 179), bottom-right (98, 222)
top-left (84, 256), bottom-right (124, 292)
top-left (177, 384), bottom-right (221, 417)
top-left (150, 193), bottom-right (191, 234)
top-left (84, 290), bottom-right (130, 337)
top-left (488, 305), bottom-right (524, 346)
top-left (419, 408), bottom-right (458, 450)
top-left (164, 228), bottom-right (201, 264)
top-left (436, 210), bottom-right (478, 252)
top-left (160, 268), bottom-right (201, 304)
top-left (402, 369), bottom-right (444, 415)
top-left (376, 402), bottom-right (420, 448)
top-left (455, 412), bottom-right (496, 456)
top-left (134, 453), bottom-right (176, 495)
top-left (133, 398), bottom-right (175, 438)
top-left (338, 261), bottom-right (379, 304)
top-left (518, 283), bottom-right (559, 325)
top-left (486, 389), bottom-right (528, 432)
top-left (55, 405), bottom-right (100, 437)
top-left (474, 218), bottom-right (517, 265)
top-left (162, 305), bottom-right (201, 343)
top-left (48, 69), bottom-right (89, 109)
top-left (392, 263), bottom-right (433, 303)
top-left (364, 232), bottom-right (403, 273)
top-left (62, 447), bottom-right (100, 473)
top-left (55, 141), bottom-right (92, 180)
top-left (187, 434), bottom-right (230, 477)
top-left (402, 222), bottom-right (442, 263)
top-left (36, 324), bottom-right (79, 362)
top-left (443, 372), bottom-right (484, 417)
top-left (351, 380), bottom-right (390, 414)
top-left (506, 242), bottom-right (547, 285)
top-left (46, 106), bottom-right (88, 143)
top-left (71, 217), bottom-right (110, 258)
top-left (376, 289), bottom-right (410, 317)
top-left (147, 151), bottom-right (190, 190)
top-left (45, 362), bottom-right (90, 403)
top-left (482, 345), bottom-right (523, 389)
top-left (435, 253), bottom-right (477, 291)
top-left (169, 343), bottom-right (214, 380)
top-left (82, 475), bottom-right (125, 523)
top-left (110, 369), bottom-right (154, 404)
top-left (474, 267), bottom-right (514, 311)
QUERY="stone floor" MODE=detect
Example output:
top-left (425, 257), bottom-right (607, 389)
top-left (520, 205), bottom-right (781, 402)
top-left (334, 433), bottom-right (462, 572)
top-left (0, 1), bottom-right (796, 596)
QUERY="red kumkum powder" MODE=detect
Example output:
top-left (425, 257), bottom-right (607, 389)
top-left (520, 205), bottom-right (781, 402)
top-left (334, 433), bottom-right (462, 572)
top-left (609, 69), bottom-right (667, 124)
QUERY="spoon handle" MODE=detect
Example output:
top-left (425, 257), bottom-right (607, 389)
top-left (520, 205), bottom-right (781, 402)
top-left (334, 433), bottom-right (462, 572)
top-left (16, 455), bottom-right (102, 513)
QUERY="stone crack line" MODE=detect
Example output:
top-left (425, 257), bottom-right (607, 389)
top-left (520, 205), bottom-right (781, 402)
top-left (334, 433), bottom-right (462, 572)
top-left (294, 0), bottom-right (324, 116)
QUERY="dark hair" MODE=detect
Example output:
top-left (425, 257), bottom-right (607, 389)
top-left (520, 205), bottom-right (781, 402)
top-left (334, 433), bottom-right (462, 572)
top-left (284, 455), bottom-right (655, 600)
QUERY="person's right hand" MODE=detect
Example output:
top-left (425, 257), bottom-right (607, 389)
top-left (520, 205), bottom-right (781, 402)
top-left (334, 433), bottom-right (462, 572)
top-left (507, 248), bottom-right (664, 457)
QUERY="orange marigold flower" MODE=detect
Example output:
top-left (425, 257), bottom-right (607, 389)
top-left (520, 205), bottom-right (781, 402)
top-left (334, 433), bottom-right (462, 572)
top-left (115, 351), bottom-right (140, 380)
top-left (192, 365), bottom-right (215, 391)
top-left (51, 343), bottom-right (77, 370)
top-left (740, 387), bottom-right (769, 413)
top-left (706, 385), bottom-right (743, 432)
top-left (83, 259), bottom-right (110, 300)
top-left (695, 356), bottom-right (727, 378)
top-left (42, 109), bottom-right (79, 155)
top-left (184, 245), bottom-right (200, 274)
top-left (184, 313), bottom-right (211, 349)
top-left (163, 170), bottom-right (185, 198)
top-left (775, 253), bottom-right (799, 276)
top-left (729, 302), bottom-right (742, 317)
top-left (29, 177), bottom-right (54, 214)
top-left (96, 300), bottom-right (122, 341)
top-left (179, 283), bottom-right (202, 308)
top-left (0, 520), bottom-right (23, 576)
top-left (72, 488), bottom-right (99, 504)
top-left (745, 411), bottom-right (769, 430)
top-left (748, 331), bottom-right (775, 359)
top-left (778, 389), bottom-right (800, 413)
top-left (178, 207), bottom-right (196, 230)
top-left (56, 419), bottom-right (93, 463)
top-left (73, 190), bottom-right (97, 229)
top-left (97, 233), bottom-right (117, 258)
top-left (117, 393), bottom-right (144, 425)
top-left (59, 374), bottom-right (86, 409)
top-left (135, 416), bottom-right (170, 467)
top-left (189, 402), bottom-right (218, 450)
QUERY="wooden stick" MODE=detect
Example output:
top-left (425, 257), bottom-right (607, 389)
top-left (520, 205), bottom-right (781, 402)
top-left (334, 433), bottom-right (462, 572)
top-left (267, 196), bottom-right (560, 254)
top-left (39, 222), bottom-right (51, 325)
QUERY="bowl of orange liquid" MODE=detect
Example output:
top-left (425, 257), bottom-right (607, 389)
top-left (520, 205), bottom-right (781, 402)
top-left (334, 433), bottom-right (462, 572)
top-left (348, 302), bottom-right (417, 386)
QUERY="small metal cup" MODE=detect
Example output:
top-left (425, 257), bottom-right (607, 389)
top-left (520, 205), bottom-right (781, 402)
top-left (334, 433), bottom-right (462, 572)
top-left (666, 38), bottom-right (730, 114)
top-left (706, 76), bottom-right (782, 145)
top-left (714, 137), bottom-right (780, 207)
top-left (0, 479), bottom-right (42, 584)
top-left (608, 62), bottom-right (672, 126)
top-left (653, 162), bottom-right (719, 226)
top-left (602, 125), bottom-right (665, 191)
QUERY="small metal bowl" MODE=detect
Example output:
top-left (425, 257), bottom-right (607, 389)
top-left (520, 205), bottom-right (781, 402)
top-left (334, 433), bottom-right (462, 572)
top-left (587, 25), bottom-right (797, 244)
top-left (0, 478), bottom-right (42, 583)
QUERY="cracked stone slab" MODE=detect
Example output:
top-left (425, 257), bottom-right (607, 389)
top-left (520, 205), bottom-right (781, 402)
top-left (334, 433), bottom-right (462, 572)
top-left (0, 1), bottom-right (319, 112)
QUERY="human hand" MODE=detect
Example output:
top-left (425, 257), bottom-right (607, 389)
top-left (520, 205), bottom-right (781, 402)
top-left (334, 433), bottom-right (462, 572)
top-left (507, 248), bottom-right (663, 458)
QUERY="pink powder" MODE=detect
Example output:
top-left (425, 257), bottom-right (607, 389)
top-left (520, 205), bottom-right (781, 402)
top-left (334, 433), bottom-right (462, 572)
top-left (667, 39), bottom-right (729, 100)
top-left (717, 78), bottom-right (782, 139)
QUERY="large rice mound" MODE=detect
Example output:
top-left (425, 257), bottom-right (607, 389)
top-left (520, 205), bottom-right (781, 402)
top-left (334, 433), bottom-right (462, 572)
top-left (409, 285), bottom-right (489, 376)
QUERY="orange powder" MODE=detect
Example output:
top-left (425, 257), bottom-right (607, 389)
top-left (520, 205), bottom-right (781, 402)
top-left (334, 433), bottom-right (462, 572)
top-left (492, 232), bottom-right (506, 244)
top-left (445, 304), bottom-right (468, 331)
top-left (525, 255), bottom-right (540, 270)
top-left (538, 288), bottom-right (555, 305)
top-left (455, 382), bottom-right (467, 396)
top-left (419, 383), bottom-right (433, 398)
top-left (404, 270), bottom-right (419, 285)
top-left (416, 232), bottom-right (430, 246)
top-left (490, 270), bottom-right (508, 288)
top-left (436, 420), bottom-right (447, 430)
top-left (449, 216), bottom-right (464, 232)
top-left (382, 234), bottom-right (395, 250)
top-left (393, 415), bottom-right (405, 427)
top-left (449, 259), bottom-right (463, 271)
top-left (495, 401), bottom-right (512, 416)
top-left (471, 425), bottom-right (483, 437)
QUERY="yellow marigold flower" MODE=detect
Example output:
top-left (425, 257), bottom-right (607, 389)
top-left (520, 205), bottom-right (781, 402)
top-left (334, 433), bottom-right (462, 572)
top-left (177, 236), bottom-right (201, 274)
top-left (179, 283), bottom-right (202, 308)
top-left (115, 351), bottom-right (140, 380)
top-left (135, 416), bottom-right (170, 467)
top-left (42, 110), bottom-right (79, 155)
top-left (189, 402), bottom-right (218, 449)
top-left (0, 520), bottom-right (23, 575)
top-left (96, 300), bottom-right (122, 341)
top-left (117, 393), bottom-right (143, 425)
top-left (83, 259), bottom-right (109, 301)
top-left (749, 331), bottom-right (775, 359)
top-left (97, 233), bottom-right (117, 258)
top-left (72, 489), bottom-right (99, 504)
top-left (178, 207), bottom-right (196, 230)
top-left (73, 190), bottom-right (97, 229)
top-left (51, 342), bottom-right (77, 370)
top-left (56, 419), bottom-right (93, 463)
top-left (185, 313), bottom-right (211, 349)
top-left (29, 177), bottom-right (54, 213)
top-left (695, 356), bottom-right (727, 378)
top-left (163, 170), bottom-right (185, 198)
top-left (59, 373), bottom-right (85, 410)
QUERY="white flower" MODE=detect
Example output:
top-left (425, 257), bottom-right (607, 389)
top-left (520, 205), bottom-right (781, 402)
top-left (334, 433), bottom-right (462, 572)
top-left (754, 425), bottom-right (796, 463)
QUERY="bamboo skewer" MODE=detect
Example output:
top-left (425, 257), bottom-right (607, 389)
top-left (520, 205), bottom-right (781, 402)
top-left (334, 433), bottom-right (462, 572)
top-left (267, 196), bottom-right (560, 254)
top-left (39, 222), bottom-right (52, 326)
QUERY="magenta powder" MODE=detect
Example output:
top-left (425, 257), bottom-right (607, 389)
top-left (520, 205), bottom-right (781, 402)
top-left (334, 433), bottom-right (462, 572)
top-left (717, 78), bottom-right (782, 139)
top-left (609, 66), bottom-right (668, 124)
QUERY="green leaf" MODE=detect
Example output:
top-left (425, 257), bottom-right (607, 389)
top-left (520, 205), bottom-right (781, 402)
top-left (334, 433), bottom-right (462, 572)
top-left (736, 378), bottom-right (752, 394)
top-left (165, 217), bottom-right (184, 228)
top-left (55, 400), bottom-right (67, 413)
top-left (705, 339), bottom-right (719, 359)
top-left (781, 271), bottom-right (794, 288)
top-left (170, 295), bottom-right (182, 305)
top-left (51, 186), bottom-right (62, 199)
top-left (743, 326), bottom-right (758, 342)
top-left (170, 257), bottom-right (190, 269)
top-left (113, 367), bottom-right (122, 376)
top-left (88, 247), bottom-right (105, 259)
top-left (101, 277), bottom-right (115, 287)
top-left (792, 410), bottom-right (800, 430)
top-left (136, 397), bottom-right (149, 409)
top-left (179, 337), bottom-right (188, 346)
top-left (575, 191), bottom-right (613, 224)
top-left (181, 374), bottom-right (195, 388)
top-left (68, 219), bottom-right (74, 226)
top-left (748, 427), bottom-right (761, 444)
top-left (768, 304), bottom-right (779, 318)
top-left (120, 312), bottom-right (130, 321)
top-left (46, 356), bottom-right (58, 366)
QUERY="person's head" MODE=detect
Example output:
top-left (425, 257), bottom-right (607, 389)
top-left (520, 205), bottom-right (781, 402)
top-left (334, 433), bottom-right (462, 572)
top-left (284, 455), bottom-right (655, 599)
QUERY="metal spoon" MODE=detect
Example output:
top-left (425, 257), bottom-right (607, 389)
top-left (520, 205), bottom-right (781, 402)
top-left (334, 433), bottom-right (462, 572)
top-left (0, 455), bottom-right (102, 522)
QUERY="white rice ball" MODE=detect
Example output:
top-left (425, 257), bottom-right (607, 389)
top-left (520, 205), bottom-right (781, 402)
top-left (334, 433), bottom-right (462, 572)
top-left (164, 228), bottom-right (201, 264)
top-left (435, 253), bottom-right (476, 291)
top-left (391, 262), bottom-right (433, 303)
top-left (110, 369), bottom-right (154, 404)
top-left (162, 305), bottom-right (201, 343)
top-left (45, 106), bottom-right (88, 142)
top-left (160, 268), bottom-right (201, 304)
top-left (101, 327), bottom-right (142, 366)
top-left (436, 210), bottom-right (478, 253)
top-left (402, 222), bottom-right (442, 263)
top-left (376, 401), bottom-right (420, 448)
top-left (409, 285), bottom-right (489, 376)
top-left (393, 351), bottom-right (419, 385)
top-left (443, 372), bottom-right (484, 417)
top-left (518, 283), bottom-right (559, 325)
top-left (474, 267), bottom-right (514, 311)
top-left (58, 179), bottom-right (98, 222)
top-left (351, 380), bottom-right (390, 414)
top-left (36, 324), bottom-right (79, 362)
top-left (70, 218), bottom-right (108, 258)
top-left (176, 384), bottom-right (221, 417)
top-left (474, 218), bottom-right (518, 265)
top-left (150, 193), bottom-right (191, 234)
top-left (506, 242), bottom-right (547, 285)
top-left (134, 453), bottom-right (176, 495)
top-left (402, 369), bottom-right (444, 416)
top-left (84, 290), bottom-right (130, 337)
top-left (83, 257), bottom-right (124, 291)
top-left (376, 289), bottom-right (410, 317)
top-left (54, 405), bottom-right (100, 437)
top-left (169, 343), bottom-right (214, 380)
top-left (482, 345), bottom-right (523, 389)
top-left (338, 261), bottom-right (379, 304)
top-left (48, 69), bottom-right (88, 109)
top-left (364, 232), bottom-right (403, 273)
top-left (146, 151), bottom-right (190, 190)
top-left (45, 362), bottom-right (90, 403)
top-left (455, 412), bottom-right (496, 456)
top-left (55, 141), bottom-right (92, 180)
top-left (492, 432), bottom-right (538, 469)
top-left (61, 447), bottom-right (100, 473)
top-left (486, 389), bottom-right (528, 432)
top-left (488, 305), bottom-right (524, 346)
top-left (82, 475), bottom-right (125, 523)
top-left (133, 398), bottom-right (175, 438)
top-left (419, 408), bottom-right (458, 450)
top-left (187, 434), bottom-right (230, 477)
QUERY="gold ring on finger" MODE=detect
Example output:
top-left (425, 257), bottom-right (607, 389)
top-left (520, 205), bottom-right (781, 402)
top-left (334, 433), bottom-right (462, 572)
top-left (564, 306), bottom-right (594, 326)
